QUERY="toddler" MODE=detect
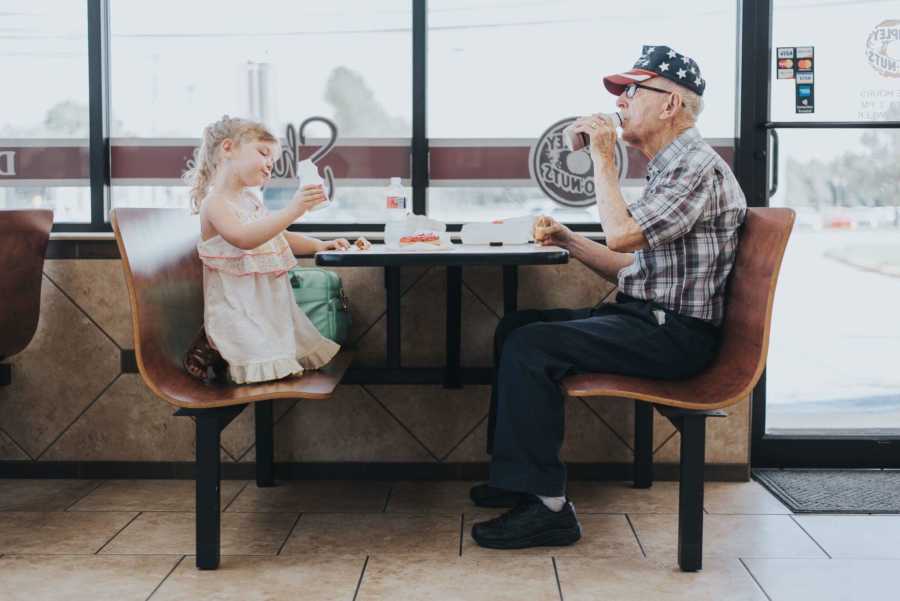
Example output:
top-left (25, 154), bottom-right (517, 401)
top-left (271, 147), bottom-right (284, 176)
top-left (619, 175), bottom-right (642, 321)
top-left (184, 115), bottom-right (349, 384)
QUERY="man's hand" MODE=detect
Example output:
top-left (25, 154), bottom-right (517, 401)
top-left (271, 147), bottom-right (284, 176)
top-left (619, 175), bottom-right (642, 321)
top-left (533, 215), bottom-right (573, 248)
top-left (568, 113), bottom-right (618, 167)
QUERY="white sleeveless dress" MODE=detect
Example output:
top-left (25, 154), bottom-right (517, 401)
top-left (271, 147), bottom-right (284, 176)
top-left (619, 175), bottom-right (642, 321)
top-left (197, 192), bottom-right (340, 384)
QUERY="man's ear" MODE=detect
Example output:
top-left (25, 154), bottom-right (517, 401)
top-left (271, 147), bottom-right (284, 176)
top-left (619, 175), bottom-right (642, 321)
top-left (658, 91), bottom-right (682, 121)
top-left (221, 138), bottom-right (234, 157)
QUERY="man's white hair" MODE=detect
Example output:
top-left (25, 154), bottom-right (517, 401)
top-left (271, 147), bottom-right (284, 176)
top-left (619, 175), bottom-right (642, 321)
top-left (655, 78), bottom-right (705, 123)
top-left (680, 88), bottom-right (705, 121)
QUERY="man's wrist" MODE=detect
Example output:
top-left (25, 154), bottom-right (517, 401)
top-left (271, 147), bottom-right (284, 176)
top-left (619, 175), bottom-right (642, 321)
top-left (562, 231), bottom-right (583, 254)
top-left (592, 159), bottom-right (618, 181)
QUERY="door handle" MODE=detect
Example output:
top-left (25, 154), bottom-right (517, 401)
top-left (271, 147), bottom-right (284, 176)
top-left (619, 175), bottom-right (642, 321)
top-left (768, 129), bottom-right (779, 198)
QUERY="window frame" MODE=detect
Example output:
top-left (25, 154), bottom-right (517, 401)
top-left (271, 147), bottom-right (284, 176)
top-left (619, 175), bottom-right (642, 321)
top-left (47, 0), bottom-right (740, 234)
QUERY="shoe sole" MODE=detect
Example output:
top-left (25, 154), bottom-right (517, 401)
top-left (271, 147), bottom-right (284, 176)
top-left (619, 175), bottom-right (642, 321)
top-left (473, 526), bottom-right (582, 550)
top-left (470, 495), bottom-right (524, 509)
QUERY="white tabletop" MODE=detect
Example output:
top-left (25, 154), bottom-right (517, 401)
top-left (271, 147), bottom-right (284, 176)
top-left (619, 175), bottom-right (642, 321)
top-left (315, 243), bottom-right (569, 267)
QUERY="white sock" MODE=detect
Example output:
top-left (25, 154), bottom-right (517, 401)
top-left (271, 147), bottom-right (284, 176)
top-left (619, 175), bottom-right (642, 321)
top-left (538, 495), bottom-right (566, 512)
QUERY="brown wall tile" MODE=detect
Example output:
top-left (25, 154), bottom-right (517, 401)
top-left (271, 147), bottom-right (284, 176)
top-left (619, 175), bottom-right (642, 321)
top-left (274, 385), bottom-right (435, 462)
top-left (2, 259), bottom-right (749, 472)
top-left (519, 259), bottom-right (617, 310)
top-left (0, 430), bottom-right (29, 460)
top-left (41, 374), bottom-right (195, 461)
top-left (44, 260), bottom-right (133, 348)
top-left (367, 384), bottom-right (490, 459)
top-left (0, 278), bottom-right (120, 458)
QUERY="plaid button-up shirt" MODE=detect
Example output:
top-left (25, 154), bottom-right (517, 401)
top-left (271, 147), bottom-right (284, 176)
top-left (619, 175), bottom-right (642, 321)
top-left (617, 127), bottom-right (747, 325)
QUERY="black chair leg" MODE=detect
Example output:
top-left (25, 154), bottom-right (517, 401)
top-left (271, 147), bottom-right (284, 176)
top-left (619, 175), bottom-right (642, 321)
top-left (177, 405), bottom-right (245, 571)
top-left (255, 400), bottom-right (275, 488)
top-left (633, 400), bottom-right (654, 488)
top-left (195, 412), bottom-right (223, 570)
top-left (676, 413), bottom-right (707, 572)
top-left (0, 363), bottom-right (10, 386)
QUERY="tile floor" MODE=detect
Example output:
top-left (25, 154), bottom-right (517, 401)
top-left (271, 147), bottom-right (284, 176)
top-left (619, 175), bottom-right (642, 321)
top-left (0, 478), bottom-right (898, 600)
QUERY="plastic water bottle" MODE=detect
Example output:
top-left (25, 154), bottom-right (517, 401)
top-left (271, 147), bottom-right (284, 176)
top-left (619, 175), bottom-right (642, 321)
top-left (297, 159), bottom-right (330, 211)
top-left (384, 177), bottom-right (408, 221)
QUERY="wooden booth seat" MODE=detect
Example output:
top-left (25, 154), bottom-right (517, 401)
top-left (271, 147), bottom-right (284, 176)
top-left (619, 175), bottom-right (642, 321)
top-left (0, 209), bottom-right (53, 386)
top-left (112, 208), bottom-right (352, 570)
top-left (562, 207), bottom-right (796, 572)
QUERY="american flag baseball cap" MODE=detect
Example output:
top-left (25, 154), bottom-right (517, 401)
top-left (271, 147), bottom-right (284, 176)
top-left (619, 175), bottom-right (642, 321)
top-left (603, 45), bottom-right (706, 97)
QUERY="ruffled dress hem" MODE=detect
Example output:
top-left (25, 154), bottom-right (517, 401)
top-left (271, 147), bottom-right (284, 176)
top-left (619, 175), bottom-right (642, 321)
top-left (299, 338), bottom-right (341, 370)
top-left (228, 357), bottom-right (303, 384)
top-left (225, 338), bottom-right (341, 384)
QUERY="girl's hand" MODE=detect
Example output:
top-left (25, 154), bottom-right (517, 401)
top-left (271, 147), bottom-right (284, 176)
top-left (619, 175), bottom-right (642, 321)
top-left (320, 238), bottom-right (351, 251)
top-left (293, 184), bottom-right (327, 213)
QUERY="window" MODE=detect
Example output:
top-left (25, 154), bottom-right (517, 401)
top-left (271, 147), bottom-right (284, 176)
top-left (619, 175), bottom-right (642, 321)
top-left (427, 0), bottom-right (738, 223)
top-left (108, 0), bottom-right (412, 223)
top-left (6, 1), bottom-right (746, 231)
top-left (0, 1), bottom-right (90, 223)
top-left (765, 0), bottom-right (900, 435)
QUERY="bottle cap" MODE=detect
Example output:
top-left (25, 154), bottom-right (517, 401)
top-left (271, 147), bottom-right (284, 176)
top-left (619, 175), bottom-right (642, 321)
top-left (390, 177), bottom-right (402, 185)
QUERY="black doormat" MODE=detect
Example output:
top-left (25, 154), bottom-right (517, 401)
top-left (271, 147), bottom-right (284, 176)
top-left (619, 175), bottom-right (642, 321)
top-left (753, 469), bottom-right (900, 514)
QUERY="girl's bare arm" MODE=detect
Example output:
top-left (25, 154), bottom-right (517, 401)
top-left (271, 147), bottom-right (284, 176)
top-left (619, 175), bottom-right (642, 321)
top-left (284, 232), bottom-right (324, 255)
top-left (204, 186), bottom-right (325, 250)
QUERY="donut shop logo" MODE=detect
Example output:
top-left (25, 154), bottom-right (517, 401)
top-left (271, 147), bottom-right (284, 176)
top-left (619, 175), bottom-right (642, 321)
top-left (866, 20), bottom-right (900, 77)
top-left (529, 118), bottom-right (628, 207)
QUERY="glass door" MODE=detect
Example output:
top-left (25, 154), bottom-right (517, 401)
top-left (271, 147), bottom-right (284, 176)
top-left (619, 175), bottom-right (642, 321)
top-left (753, 0), bottom-right (900, 466)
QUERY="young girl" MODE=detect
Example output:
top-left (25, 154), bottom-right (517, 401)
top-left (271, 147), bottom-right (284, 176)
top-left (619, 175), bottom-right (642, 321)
top-left (184, 115), bottom-right (350, 384)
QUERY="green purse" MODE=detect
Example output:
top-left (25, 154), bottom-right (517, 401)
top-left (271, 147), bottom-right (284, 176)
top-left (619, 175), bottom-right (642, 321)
top-left (289, 267), bottom-right (351, 345)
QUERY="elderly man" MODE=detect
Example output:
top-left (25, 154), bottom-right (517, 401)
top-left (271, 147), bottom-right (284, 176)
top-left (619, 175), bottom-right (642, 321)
top-left (470, 45), bottom-right (747, 549)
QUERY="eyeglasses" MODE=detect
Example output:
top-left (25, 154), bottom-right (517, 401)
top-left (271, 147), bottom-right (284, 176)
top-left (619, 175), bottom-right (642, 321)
top-left (624, 82), bottom-right (672, 98)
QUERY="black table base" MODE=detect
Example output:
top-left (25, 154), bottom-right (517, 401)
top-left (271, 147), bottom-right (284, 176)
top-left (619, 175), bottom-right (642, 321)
top-left (318, 246), bottom-right (568, 388)
top-left (382, 264), bottom-right (517, 388)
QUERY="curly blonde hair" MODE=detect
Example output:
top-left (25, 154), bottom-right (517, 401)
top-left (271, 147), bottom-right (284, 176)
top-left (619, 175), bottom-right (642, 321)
top-left (183, 115), bottom-right (279, 213)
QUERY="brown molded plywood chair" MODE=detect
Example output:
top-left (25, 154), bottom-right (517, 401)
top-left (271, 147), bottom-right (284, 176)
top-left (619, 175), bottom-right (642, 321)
top-left (0, 209), bottom-right (54, 385)
top-left (562, 207), bottom-right (795, 572)
top-left (111, 208), bottom-right (352, 570)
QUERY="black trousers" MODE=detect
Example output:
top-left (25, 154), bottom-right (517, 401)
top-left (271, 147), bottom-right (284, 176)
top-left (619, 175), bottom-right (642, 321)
top-left (486, 293), bottom-right (720, 497)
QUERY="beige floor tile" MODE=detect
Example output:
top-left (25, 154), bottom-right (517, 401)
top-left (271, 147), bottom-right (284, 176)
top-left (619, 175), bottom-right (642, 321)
top-left (357, 555), bottom-right (560, 601)
top-left (566, 481), bottom-right (678, 513)
top-left (226, 480), bottom-right (390, 513)
top-left (557, 557), bottom-right (768, 601)
top-left (0, 554), bottom-right (181, 601)
top-left (462, 511), bottom-right (643, 559)
top-left (744, 558), bottom-right (900, 601)
top-left (0, 479), bottom-right (101, 511)
top-left (704, 481), bottom-right (792, 515)
top-left (385, 480), bottom-right (479, 513)
top-left (280, 513), bottom-right (460, 558)
top-left (794, 515), bottom-right (900, 558)
top-left (69, 479), bottom-right (246, 512)
top-left (100, 512), bottom-right (298, 556)
top-left (631, 514), bottom-right (827, 560)
top-left (151, 555), bottom-right (364, 601)
top-left (0, 511), bottom-right (137, 554)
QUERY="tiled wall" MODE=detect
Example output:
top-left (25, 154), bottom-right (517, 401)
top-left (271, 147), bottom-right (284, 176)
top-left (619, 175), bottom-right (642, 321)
top-left (0, 257), bottom-right (750, 473)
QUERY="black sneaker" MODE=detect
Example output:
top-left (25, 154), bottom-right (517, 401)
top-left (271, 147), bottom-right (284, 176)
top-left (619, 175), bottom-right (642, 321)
top-left (469, 483), bottom-right (526, 508)
top-left (471, 495), bottom-right (582, 549)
